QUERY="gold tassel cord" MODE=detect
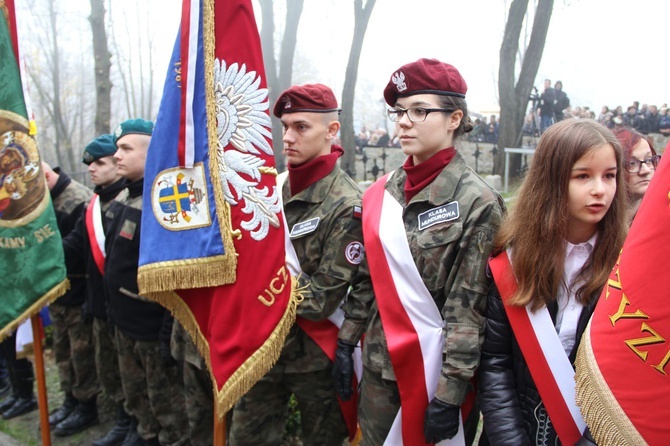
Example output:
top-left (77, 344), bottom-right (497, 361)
top-left (214, 275), bottom-right (302, 417)
top-left (0, 279), bottom-right (69, 343)
top-left (574, 325), bottom-right (647, 446)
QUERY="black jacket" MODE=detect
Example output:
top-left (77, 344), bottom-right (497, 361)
top-left (478, 283), bottom-right (596, 446)
top-left (62, 177), bottom-right (127, 319)
top-left (103, 178), bottom-right (171, 341)
top-left (51, 169), bottom-right (92, 306)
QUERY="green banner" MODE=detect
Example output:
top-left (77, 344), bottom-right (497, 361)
top-left (0, 3), bottom-right (67, 340)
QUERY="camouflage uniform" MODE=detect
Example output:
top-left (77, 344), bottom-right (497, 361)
top-left (49, 171), bottom-right (99, 402)
top-left (105, 178), bottom-right (188, 445)
top-left (230, 166), bottom-right (366, 446)
top-left (171, 322), bottom-right (214, 446)
top-left (339, 153), bottom-right (505, 443)
top-left (92, 318), bottom-right (123, 404)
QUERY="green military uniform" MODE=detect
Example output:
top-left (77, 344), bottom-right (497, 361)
top-left (339, 153), bottom-right (505, 444)
top-left (230, 166), bottom-right (365, 446)
top-left (49, 172), bottom-right (99, 407)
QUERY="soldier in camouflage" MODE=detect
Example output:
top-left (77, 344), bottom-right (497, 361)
top-left (170, 321), bottom-right (214, 446)
top-left (42, 162), bottom-right (101, 436)
top-left (333, 59), bottom-right (505, 445)
top-left (104, 119), bottom-right (188, 446)
top-left (229, 84), bottom-right (370, 446)
top-left (61, 134), bottom-right (132, 446)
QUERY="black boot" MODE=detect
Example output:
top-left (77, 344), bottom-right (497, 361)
top-left (2, 367), bottom-right (36, 419)
top-left (0, 363), bottom-right (17, 412)
top-left (49, 391), bottom-right (77, 426)
top-left (92, 403), bottom-right (132, 446)
top-left (53, 397), bottom-right (99, 436)
top-left (120, 417), bottom-right (144, 446)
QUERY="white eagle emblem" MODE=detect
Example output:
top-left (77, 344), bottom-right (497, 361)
top-left (213, 59), bottom-right (281, 241)
top-left (392, 71), bottom-right (407, 92)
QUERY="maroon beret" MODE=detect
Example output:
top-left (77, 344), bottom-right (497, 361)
top-left (273, 83), bottom-right (339, 118)
top-left (383, 58), bottom-right (468, 106)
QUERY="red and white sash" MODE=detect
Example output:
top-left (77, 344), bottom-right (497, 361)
top-left (362, 174), bottom-right (465, 446)
top-left (85, 194), bottom-right (106, 274)
top-left (488, 251), bottom-right (586, 445)
top-left (277, 172), bottom-right (362, 441)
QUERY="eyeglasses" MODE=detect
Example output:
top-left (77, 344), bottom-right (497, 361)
top-left (387, 107), bottom-right (453, 123)
top-left (624, 155), bottom-right (661, 173)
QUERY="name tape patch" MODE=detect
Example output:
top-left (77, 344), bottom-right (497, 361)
top-left (290, 217), bottom-right (320, 238)
top-left (418, 202), bottom-right (460, 230)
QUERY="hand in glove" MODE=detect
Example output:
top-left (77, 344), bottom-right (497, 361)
top-left (424, 398), bottom-right (460, 444)
top-left (159, 340), bottom-right (176, 367)
top-left (332, 339), bottom-right (356, 401)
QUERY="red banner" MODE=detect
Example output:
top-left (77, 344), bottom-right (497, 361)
top-left (138, 0), bottom-right (297, 415)
top-left (576, 155), bottom-right (670, 445)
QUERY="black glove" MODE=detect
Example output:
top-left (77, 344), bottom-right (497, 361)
top-left (159, 340), bottom-right (176, 367)
top-left (81, 304), bottom-right (94, 324)
top-left (332, 339), bottom-right (356, 401)
top-left (424, 398), bottom-right (460, 443)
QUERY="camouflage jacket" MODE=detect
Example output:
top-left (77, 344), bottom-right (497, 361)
top-left (51, 169), bottom-right (92, 307)
top-left (340, 152), bottom-right (505, 405)
top-left (272, 165), bottom-right (369, 374)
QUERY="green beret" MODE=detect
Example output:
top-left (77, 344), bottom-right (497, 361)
top-left (82, 134), bottom-right (117, 165)
top-left (114, 118), bottom-right (154, 143)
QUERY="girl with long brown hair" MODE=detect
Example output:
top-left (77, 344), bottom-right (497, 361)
top-left (479, 119), bottom-right (627, 445)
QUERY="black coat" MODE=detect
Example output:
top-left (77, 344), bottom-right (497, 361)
top-left (478, 283), bottom-right (596, 446)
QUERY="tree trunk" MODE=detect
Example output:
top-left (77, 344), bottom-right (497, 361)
top-left (340, 0), bottom-right (376, 179)
top-left (495, 0), bottom-right (553, 179)
top-left (259, 0), bottom-right (304, 172)
top-left (89, 0), bottom-right (112, 135)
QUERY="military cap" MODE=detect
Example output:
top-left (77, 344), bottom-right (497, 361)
top-left (273, 83), bottom-right (339, 118)
top-left (82, 133), bottom-right (117, 165)
top-left (383, 58), bottom-right (468, 106)
top-left (114, 118), bottom-right (154, 143)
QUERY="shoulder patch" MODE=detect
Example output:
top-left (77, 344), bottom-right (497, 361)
top-left (352, 205), bottom-right (362, 220)
top-left (345, 241), bottom-right (364, 265)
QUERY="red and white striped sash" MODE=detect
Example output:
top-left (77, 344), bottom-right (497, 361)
top-left (85, 194), bottom-right (106, 274)
top-left (362, 174), bottom-right (465, 446)
top-left (278, 172), bottom-right (361, 441)
top-left (488, 251), bottom-right (586, 445)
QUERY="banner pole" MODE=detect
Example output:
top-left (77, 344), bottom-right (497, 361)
top-left (31, 315), bottom-right (51, 446)
top-left (213, 407), bottom-right (226, 446)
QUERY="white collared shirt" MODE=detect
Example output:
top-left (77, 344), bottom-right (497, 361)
top-left (555, 234), bottom-right (597, 355)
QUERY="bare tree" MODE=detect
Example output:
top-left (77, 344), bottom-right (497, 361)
top-left (258, 0), bottom-right (304, 171)
top-left (89, 0), bottom-right (112, 135)
top-left (340, 0), bottom-right (376, 178)
top-left (106, 0), bottom-right (159, 122)
top-left (22, 0), bottom-right (95, 173)
top-left (495, 0), bottom-right (554, 177)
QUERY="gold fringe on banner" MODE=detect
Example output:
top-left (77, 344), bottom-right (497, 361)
top-left (137, 255), bottom-right (235, 295)
top-left (145, 276), bottom-right (303, 417)
top-left (575, 323), bottom-right (647, 446)
top-left (0, 278), bottom-right (69, 343)
top-left (203, 0), bottom-right (239, 271)
top-left (215, 276), bottom-right (303, 416)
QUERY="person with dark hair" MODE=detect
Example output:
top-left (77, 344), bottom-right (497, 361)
top-left (334, 58), bottom-right (504, 445)
top-left (613, 127), bottom-right (660, 222)
top-left (553, 81), bottom-right (570, 122)
top-left (539, 79), bottom-right (556, 132)
top-left (480, 119), bottom-right (628, 445)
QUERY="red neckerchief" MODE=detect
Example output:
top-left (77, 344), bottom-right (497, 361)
top-left (403, 147), bottom-right (456, 203)
top-left (287, 144), bottom-right (344, 197)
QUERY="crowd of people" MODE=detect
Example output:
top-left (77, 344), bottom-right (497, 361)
top-left (0, 56), bottom-right (664, 446)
